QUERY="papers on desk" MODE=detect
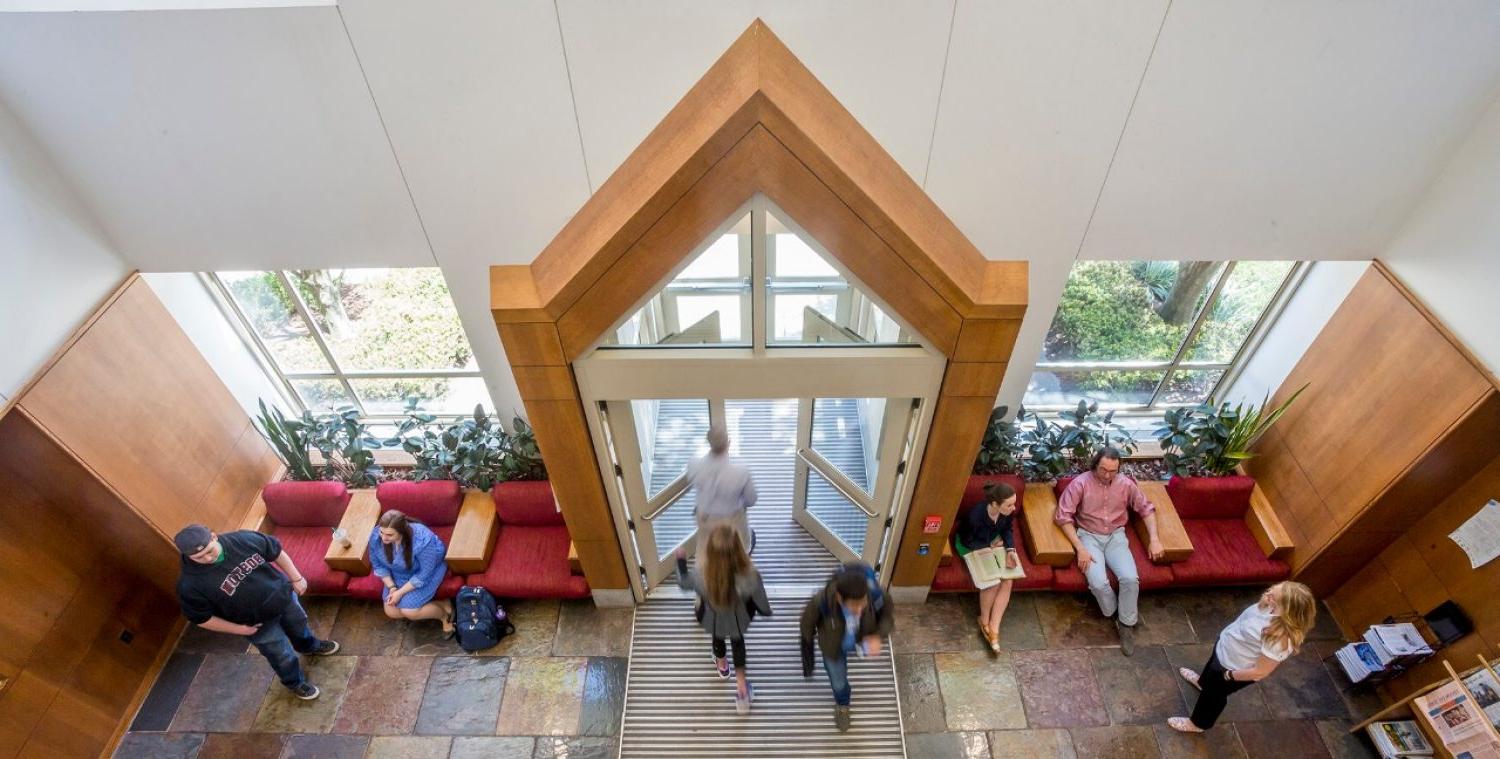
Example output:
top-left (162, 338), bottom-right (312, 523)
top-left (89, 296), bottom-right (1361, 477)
top-left (1335, 623), bottom-right (1433, 683)
top-left (1367, 719), bottom-right (1434, 757)
top-left (1450, 500), bottom-right (1500, 570)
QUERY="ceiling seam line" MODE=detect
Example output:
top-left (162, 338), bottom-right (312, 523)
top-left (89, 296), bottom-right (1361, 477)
top-left (554, 0), bottom-right (595, 195)
top-left (921, 0), bottom-right (960, 190)
top-left (1070, 0), bottom-right (1174, 263)
top-left (334, 5), bottom-right (442, 270)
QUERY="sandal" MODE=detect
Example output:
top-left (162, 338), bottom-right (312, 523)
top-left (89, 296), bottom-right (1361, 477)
top-left (1167, 717), bottom-right (1203, 733)
top-left (442, 601), bottom-right (457, 640)
top-left (1178, 667), bottom-right (1201, 691)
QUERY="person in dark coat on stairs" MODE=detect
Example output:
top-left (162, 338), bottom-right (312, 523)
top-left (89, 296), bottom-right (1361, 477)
top-left (799, 563), bottom-right (894, 732)
top-left (676, 522), bottom-right (772, 715)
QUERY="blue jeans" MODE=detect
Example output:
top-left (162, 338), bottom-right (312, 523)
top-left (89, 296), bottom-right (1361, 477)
top-left (245, 595), bottom-right (320, 689)
top-left (1077, 527), bottom-right (1140, 626)
top-left (823, 653), bottom-right (852, 706)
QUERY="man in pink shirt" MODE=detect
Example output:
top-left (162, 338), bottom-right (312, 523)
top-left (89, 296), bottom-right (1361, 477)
top-left (1054, 447), bottom-right (1164, 656)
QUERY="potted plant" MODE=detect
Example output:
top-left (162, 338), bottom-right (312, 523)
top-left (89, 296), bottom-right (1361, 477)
top-left (970, 405), bottom-right (1027, 507)
top-left (1154, 385), bottom-right (1306, 512)
top-left (1019, 401), bottom-right (1138, 484)
top-left (254, 400), bottom-right (382, 487)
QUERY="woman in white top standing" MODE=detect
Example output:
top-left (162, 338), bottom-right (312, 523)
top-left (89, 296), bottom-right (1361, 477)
top-left (1167, 581), bottom-right (1317, 733)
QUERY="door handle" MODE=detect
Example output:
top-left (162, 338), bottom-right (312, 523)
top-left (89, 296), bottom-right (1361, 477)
top-left (796, 448), bottom-right (878, 518)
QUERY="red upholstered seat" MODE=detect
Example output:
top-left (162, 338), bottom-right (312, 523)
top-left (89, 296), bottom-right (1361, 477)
top-left (932, 474), bottom-right (1050, 593)
top-left (1051, 527), bottom-right (1176, 592)
top-left (1166, 476), bottom-right (1256, 519)
top-left (346, 570), bottom-right (463, 601)
top-left (262, 482), bottom-right (351, 596)
top-left (494, 479), bottom-right (564, 526)
top-left (376, 480), bottom-right (462, 526)
top-left (465, 523), bottom-right (590, 600)
top-left (1171, 519), bottom-right (1289, 586)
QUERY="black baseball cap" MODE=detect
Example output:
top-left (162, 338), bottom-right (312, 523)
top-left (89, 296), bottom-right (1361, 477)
top-left (174, 524), bottom-right (213, 556)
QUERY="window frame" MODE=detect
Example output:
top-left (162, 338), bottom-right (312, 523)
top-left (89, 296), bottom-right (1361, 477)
top-left (1026, 260), bottom-right (1308, 414)
top-left (204, 269), bottom-right (490, 420)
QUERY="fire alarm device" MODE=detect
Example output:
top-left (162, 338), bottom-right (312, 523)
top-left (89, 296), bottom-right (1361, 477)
top-left (923, 515), bottom-right (942, 534)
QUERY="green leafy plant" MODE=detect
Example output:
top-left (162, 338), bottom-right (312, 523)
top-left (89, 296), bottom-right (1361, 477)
top-left (1055, 400), bottom-right (1138, 464)
top-left (1155, 384), bottom-right (1306, 476)
top-left (498, 415), bottom-right (548, 482)
top-left (308, 407), bottom-right (383, 488)
top-left (1019, 413), bottom-right (1073, 482)
top-left (254, 399), bottom-right (318, 481)
top-left (973, 405), bottom-right (1025, 475)
top-left (400, 407), bottom-right (547, 490)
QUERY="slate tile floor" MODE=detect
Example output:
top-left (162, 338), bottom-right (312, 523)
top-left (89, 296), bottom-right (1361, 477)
top-left (120, 589), bottom-right (1376, 759)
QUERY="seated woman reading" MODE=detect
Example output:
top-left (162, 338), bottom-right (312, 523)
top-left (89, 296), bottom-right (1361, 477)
top-left (957, 481), bottom-right (1019, 652)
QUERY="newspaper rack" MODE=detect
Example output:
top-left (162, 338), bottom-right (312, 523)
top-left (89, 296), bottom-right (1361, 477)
top-left (1352, 652), bottom-right (1500, 758)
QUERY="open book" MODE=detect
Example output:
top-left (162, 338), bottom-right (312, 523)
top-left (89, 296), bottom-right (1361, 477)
top-left (962, 547), bottom-right (1025, 585)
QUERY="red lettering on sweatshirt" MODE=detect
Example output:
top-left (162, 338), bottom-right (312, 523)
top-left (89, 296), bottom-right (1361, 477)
top-left (219, 553), bottom-right (266, 596)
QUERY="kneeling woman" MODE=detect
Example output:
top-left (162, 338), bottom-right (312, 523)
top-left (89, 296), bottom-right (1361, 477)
top-left (369, 510), bottom-right (455, 637)
top-left (957, 481), bottom-right (1019, 652)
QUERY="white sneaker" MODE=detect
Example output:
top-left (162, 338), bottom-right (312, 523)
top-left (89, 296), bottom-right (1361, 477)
top-left (735, 683), bottom-right (753, 715)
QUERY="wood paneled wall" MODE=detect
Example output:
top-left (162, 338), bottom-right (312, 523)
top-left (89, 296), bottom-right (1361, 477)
top-left (0, 274), bottom-right (278, 757)
top-left (1245, 264), bottom-right (1500, 595)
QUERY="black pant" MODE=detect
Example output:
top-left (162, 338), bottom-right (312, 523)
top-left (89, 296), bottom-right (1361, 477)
top-left (1192, 650), bottom-right (1253, 729)
top-left (713, 636), bottom-right (747, 669)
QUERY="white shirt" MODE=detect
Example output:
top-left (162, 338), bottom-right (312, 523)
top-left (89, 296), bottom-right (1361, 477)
top-left (687, 453), bottom-right (757, 522)
top-left (1215, 602), bottom-right (1292, 671)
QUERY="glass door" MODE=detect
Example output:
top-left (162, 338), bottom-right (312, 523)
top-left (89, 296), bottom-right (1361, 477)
top-left (793, 397), bottom-right (917, 567)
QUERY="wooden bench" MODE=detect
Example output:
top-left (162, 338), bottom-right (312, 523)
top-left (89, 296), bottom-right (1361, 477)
top-left (325, 489), bottom-right (380, 574)
top-left (1246, 482), bottom-right (1294, 560)
top-left (1020, 480), bottom-right (1196, 565)
top-left (445, 490), bottom-right (499, 574)
top-left (1135, 481), bottom-right (1194, 562)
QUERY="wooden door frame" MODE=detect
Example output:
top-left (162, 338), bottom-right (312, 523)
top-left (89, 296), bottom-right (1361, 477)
top-left (491, 20), bottom-right (1026, 597)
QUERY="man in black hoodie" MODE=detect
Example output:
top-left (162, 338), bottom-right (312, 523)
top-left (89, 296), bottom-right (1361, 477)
top-left (800, 563), bottom-right (895, 732)
top-left (175, 524), bottom-right (339, 700)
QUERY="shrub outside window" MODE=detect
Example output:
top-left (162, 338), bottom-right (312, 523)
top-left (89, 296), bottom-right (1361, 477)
top-left (210, 268), bottom-right (492, 420)
top-left (1024, 260), bottom-right (1302, 414)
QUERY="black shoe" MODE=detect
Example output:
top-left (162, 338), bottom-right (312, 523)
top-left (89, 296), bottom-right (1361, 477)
top-left (1116, 620), bottom-right (1136, 657)
top-left (834, 704), bottom-right (851, 732)
top-left (291, 682), bottom-right (320, 700)
top-left (750, 529), bottom-right (757, 555)
top-left (309, 640), bottom-right (340, 656)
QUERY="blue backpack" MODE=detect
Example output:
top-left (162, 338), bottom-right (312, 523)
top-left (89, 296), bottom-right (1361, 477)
top-left (454, 586), bottom-right (514, 652)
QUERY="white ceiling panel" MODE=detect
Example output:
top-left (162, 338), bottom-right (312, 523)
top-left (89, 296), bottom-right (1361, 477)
top-left (925, 0), bottom-right (1168, 266)
top-left (1082, 0), bottom-right (1500, 261)
top-left (556, 0), bottom-right (955, 188)
top-left (0, 7), bottom-right (431, 270)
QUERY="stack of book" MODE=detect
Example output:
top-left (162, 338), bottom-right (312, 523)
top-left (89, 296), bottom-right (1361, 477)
top-left (1335, 623), bottom-right (1434, 684)
top-left (1366, 719), bottom-right (1434, 757)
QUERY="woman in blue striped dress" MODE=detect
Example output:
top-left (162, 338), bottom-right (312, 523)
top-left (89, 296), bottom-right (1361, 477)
top-left (369, 509), bottom-right (455, 637)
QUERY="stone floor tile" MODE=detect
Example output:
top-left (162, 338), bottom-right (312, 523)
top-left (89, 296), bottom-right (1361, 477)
top-left (366, 736), bottom-right (451, 758)
top-left (170, 654), bottom-right (276, 732)
top-left (1089, 646), bottom-right (1188, 724)
top-left (450, 736), bottom-right (536, 759)
top-left (896, 653), bottom-right (948, 733)
top-left (1034, 593), bottom-right (1122, 649)
top-left (1307, 602), bottom-right (1344, 641)
top-left (1256, 649), bottom-right (1348, 720)
top-left (130, 652), bottom-right (204, 731)
top-left (553, 599), bottom-right (635, 657)
top-left (253, 654), bottom-right (358, 733)
top-left (1233, 719), bottom-right (1332, 758)
top-left (497, 656), bottom-right (588, 735)
top-left (1316, 719), bottom-right (1378, 759)
top-left (332, 655), bottom-right (433, 734)
top-left (197, 733), bottom-right (285, 759)
top-left (1067, 725), bottom-right (1161, 759)
top-left (415, 656), bottom-right (510, 735)
top-left (113, 732), bottom-right (204, 759)
top-left (986, 728), bottom-right (1076, 759)
top-left (1310, 640), bottom-right (1384, 720)
top-left (532, 736), bottom-right (616, 758)
top-left (1013, 649), bottom-right (1108, 728)
top-left (1168, 589), bottom-right (1257, 644)
top-left (995, 593), bottom-right (1048, 650)
top-left (401, 617), bottom-right (473, 656)
top-left (1163, 644), bottom-right (1270, 723)
top-left (328, 600), bottom-right (407, 656)
top-left (1133, 594), bottom-right (1198, 646)
top-left (174, 624), bottom-right (252, 655)
top-left (279, 733), bottom-right (368, 759)
top-left (493, 599), bottom-right (561, 657)
top-left (905, 731), bottom-right (990, 758)
top-left (1152, 723), bottom-right (1247, 759)
top-left (300, 596), bottom-right (344, 640)
top-left (579, 656), bottom-right (627, 737)
top-left (893, 593), bottom-right (989, 653)
top-left (934, 651), bottom-right (1027, 731)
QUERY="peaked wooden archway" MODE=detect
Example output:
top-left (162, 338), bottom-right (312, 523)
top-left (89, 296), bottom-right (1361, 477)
top-left (491, 20), bottom-right (1026, 596)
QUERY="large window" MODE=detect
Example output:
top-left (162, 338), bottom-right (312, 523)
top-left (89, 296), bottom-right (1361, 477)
top-left (209, 268), bottom-right (492, 419)
top-left (1024, 260), bottom-right (1302, 413)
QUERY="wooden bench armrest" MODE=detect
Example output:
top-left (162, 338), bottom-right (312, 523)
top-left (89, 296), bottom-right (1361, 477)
top-left (325, 490), bottom-right (380, 574)
top-left (1022, 484), bottom-right (1076, 567)
top-left (1135, 481), bottom-right (1194, 562)
top-left (939, 540), bottom-right (954, 567)
top-left (568, 541), bottom-right (582, 574)
top-left (240, 494), bottom-right (271, 533)
top-left (446, 490), bottom-right (499, 574)
top-left (1246, 483), bottom-right (1294, 560)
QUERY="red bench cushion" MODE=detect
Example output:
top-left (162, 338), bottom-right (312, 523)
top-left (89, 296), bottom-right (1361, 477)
top-left (1052, 528), bottom-right (1175, 592)
top-left (465, 524), bottom-right (590, 600)
top-left (962, 474), bottom-right (1026, 514)
top-left (263, 481), bottom-right (350, 527)
top-left (931, 526), bottom-right (1053, 592)
top-left (346, 570), bottom-right (464, 601)
top-left (493, 481), bottom-right (563, 527)
top-left (1167, 476), bottom-right (1255, 520)
top-left (377, 480), bottom-right (462, 526)
top-left (271, 526), bottom-right (348, 595)
top-left (1171, 519), bottom-right (1290, 586)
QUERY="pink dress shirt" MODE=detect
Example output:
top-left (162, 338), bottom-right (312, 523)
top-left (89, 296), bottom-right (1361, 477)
top-left (1054, 473), bottom-right (1155, 535)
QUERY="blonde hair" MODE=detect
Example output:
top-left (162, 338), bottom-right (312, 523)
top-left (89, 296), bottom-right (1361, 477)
top-left (702, 523), bottom-right (751, 609)
top-left (1262, 581), bottom-right (1316, 653)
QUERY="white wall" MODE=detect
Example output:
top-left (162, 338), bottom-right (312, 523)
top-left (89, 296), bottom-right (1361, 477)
top-left (0, 98), bottom-right (128, 399)
top-left (1219, 261), bottom-right (1371, 407)
top-left (1382, 94), bottom-right (1500, 377)
top-left (141, 272), bottom-right (288, 419)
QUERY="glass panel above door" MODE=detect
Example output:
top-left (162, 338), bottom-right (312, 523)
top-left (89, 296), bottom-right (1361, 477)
top-left (766, 210), bottom-right (916, 346)
top-left (604, 212), bottom-right (752, 347)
